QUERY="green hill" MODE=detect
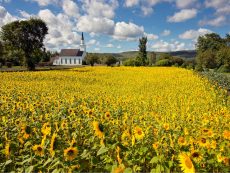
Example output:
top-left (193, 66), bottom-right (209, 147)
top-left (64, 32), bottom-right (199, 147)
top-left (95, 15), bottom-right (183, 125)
top-left (93, 50), bottom-right (196, 60)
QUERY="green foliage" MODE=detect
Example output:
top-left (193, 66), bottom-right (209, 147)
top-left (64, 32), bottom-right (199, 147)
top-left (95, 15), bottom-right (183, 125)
top-left (102, 55), bottom-right (117, 66)
top-left (0, 18), bottom-right (48, 70)
top-left (195, 33), bottom-right (230, 71)
top-left (158, 53), bottom-right (172, 61)
top-left (148, 52), bottom-right (156, 66)
top-left (196, 33), bottom-right (225, 52)
top-left (138, 37), bottom-right (147, 66)
top-left (123, 58), bottom-right (136, 66)
top-left (155, 59), bottom-right (170, 66)
top-left (85, 53), bottom-right (99, 66)
top-left (196, 49), bottom-right (217, 69)
top-left (200, 71), bottom-right (230, 91)
top-left (216, 47), bottom-right (230, 69)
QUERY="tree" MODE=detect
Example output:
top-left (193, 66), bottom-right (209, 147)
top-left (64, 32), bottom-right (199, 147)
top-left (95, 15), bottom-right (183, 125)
top-left (148, 52), bottom-right (156, 66)
top-left (0, 18), bottom-right (48, 70)
top-left (196, 33), bottom-right (225, 53)
top-left (138, 36), bottom-right (147, 66)
top-left (195, 33), bottom-right (226, 70)
top-left (85, 53), bottom-right (99, 66)
top-left (103, 55), bottom-right (117, 66)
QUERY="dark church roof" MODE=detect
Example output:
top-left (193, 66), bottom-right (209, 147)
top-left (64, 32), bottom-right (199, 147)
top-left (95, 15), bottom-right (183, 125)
top-left (60, 49), bottom-right (83, 57)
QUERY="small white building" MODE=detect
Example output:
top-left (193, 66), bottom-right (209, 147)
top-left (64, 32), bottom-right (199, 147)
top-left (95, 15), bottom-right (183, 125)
top-left (53, 32), bottom-right (86, 66)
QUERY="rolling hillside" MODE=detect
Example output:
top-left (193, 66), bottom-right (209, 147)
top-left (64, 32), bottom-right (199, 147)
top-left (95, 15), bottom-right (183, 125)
top-left (93, 50), bottom-right (196, 60)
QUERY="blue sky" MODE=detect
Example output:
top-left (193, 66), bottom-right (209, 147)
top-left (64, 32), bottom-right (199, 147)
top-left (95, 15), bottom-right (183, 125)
top-left (0, 0), bottom-right (229, 53)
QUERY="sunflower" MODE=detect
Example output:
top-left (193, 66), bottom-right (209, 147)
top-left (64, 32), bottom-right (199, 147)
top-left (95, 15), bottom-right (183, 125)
top-left (190, 150), bottom-right (202, 163)
top-left (64, 147), bottom-right (78, 161)
top-left (93, 121), bottom-right (104, 139)
top-left (61, 120), bottom-right (68, 130)
top-left (41, 122), bottom-right (51, 136)
top-left (68, 165), bottom-right (80, 173)
top-left (199, 137), bottom-right (208, 147)
top-left (50, 133), bottom-right (57, 157)
top-left (152, 142), bottom-right (159, 150)
top-left (223, 130), bottom-right (230, 140)
top-left (112, 164), bottom-right (125, 173)
top-left (5, 141), bottom-right (10, 158)
top-left (178, 153), bottom-right (195, 173)
top-left (134, 126), bottom-right (145, 140)
top-left (121, 130), bottom-right (130, 146)
top-left (116, 146), bottom-right (122, 165)
top-left (32, 144), bottom-right (44, 157)
top-left (21, 125), bottom-right (31, 139)
top-left (163, 123), bottom-right (170, 131)
top-left (178, 136), bottom-right (187, 146)
top-left (105, 111), bottom-right (111, 119)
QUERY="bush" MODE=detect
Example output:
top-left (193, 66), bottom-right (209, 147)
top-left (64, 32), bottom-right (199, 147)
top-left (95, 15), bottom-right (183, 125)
top-left (155, 59), bottom-right (171, 66)
top-left (217, 65), bottom-right (230, 73)
top-left (6, 62), bottom-right (12, 68)
top-left (0, 62), bottom-right (2, 68)
top-left (123, 58), bottom-right (136, 66)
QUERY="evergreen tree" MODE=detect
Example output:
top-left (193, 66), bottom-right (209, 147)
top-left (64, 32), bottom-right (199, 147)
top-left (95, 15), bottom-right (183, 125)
top-left (138, 36), bottom-right (147, 66)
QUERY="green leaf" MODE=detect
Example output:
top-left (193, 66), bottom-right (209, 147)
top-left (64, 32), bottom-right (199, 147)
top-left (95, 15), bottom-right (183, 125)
top-left (97, 146), bottom-right (108, 156)
top-left (25, 166), bottom-right (33, 173)
top-left (150, 169), bottom-right (156, 173)
top-left (150, 156), bottom-right (158, 164)
top-left (124, 168), bottom-right (132, 173)
top-left (5, 160), bottom-right (12, 165)
top-left (43, 158), bottom-right (52, 167)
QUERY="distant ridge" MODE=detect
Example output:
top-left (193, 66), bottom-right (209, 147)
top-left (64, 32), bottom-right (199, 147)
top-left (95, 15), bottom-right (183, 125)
top-left (92, 50), bottom-right (196, 60)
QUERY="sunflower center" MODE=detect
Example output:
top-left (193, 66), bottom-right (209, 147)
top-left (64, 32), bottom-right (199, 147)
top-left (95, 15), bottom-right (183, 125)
top-left (37, 146), bottom-right (42, 152)
top-left (68, 149), bottom-right (75, 156)
top-left (138, 130), bottom-right (142, 135)
top-left (201, 138), bottom-right (206, 143)
top-left (192, 152), bottom-right (199, 158)
top-left (185, 158), bottom-right (193, 169)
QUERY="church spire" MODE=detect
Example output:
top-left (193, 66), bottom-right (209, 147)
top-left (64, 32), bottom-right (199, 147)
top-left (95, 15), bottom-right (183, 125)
top-left (81, 32), bottom-right (84, 41)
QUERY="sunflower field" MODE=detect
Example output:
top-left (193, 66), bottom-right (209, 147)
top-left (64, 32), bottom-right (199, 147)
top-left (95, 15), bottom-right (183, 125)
top-left (0, 67), bottom-right (229, 173)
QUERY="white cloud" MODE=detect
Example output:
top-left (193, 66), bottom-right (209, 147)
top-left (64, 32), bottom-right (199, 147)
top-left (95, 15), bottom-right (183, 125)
top-left (113, 22), bottom-right (144, 40)
top-left (94, 47), bottom-right (100, 52)
top-left (161, 29), bottom-right (171, 36)
top-left (76, 15), bottom-right (115, 35)
top-left (141, 6), bottom-right (153, 16)
top-left (0, 6), bottom-right (17, 27)
top-left (19, 10), bottom-right (33, 19)
top-left (62, 0), bottom-right (80, 18)
top-left (205, 0), bottom-right (230, 15)
top-left (199, 16), bottom-right (226, 27)
top-left (28, 0), bottom-right (59, 6)
top-left (167, 9), bottom-right (197, 22)
top-left (87, 39), bottom-right (100, 46)
top-left (38, 9), bottom-right (81, 49)
top-left (145, 33), bottom-right (158, 40)
top-left (82, 0), bottom-right (118, 19)
top-left (124, 0), bottom-right (139, 7)
top-left (106, 43), bottom-right (114, 48)
top-left (179, 28), bottom-right (212, 40)
top-left (175, 0), bottom-right (197, 8)
top-left (152, 40), bottom-right (187, 52)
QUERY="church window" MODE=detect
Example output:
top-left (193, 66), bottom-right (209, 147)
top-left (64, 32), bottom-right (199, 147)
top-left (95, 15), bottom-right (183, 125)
top-left (61, 59), bottom-right (62, 64)
top-left (74, 59), bottom-right (76, 64)
top-left (70, 59), bottom-right (72, 64)
top-left (79, 59), bottom-right (80, 64)
top-left (65, 59), bottom-right (67, 64)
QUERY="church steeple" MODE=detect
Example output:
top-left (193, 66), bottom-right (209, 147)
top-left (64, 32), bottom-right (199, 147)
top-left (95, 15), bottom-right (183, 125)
top-left (80, 32), bottom-right (86, 52)
top-left (81, 32), bottom-right (84, 41)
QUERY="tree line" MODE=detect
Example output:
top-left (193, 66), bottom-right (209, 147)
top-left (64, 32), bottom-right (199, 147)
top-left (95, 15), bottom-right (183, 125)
top-left (124, 33), bottom-right (230, 72)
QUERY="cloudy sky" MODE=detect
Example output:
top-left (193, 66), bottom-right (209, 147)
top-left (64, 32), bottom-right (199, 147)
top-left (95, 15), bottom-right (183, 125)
top-left (0, 0), bottom-right (229, 53)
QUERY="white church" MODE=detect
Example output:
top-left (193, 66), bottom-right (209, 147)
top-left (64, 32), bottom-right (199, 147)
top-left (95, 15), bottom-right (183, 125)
top-left (52, 32), bottom-right (86, 65)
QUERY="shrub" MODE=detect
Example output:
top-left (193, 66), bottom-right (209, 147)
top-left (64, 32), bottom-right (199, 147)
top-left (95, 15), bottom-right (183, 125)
top-left (217, 65), bottom-right (230, 73)
top-left (0, 62), bottom-right (2, 68)
top-left (155, 59), bottom-right (171, 66)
